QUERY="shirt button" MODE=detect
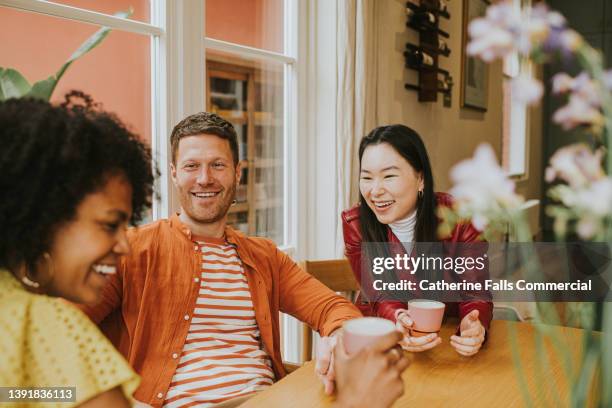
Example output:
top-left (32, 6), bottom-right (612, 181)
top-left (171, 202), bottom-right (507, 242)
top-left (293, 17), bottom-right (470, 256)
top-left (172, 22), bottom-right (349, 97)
top-left (157, 392), bottom-right (163, 399)
top-left (184, 314), bottom-right (190, 320)
top-left (172, 353), bottom-right (179, 359)
top-left (194, 277), bottom-right (200, 282)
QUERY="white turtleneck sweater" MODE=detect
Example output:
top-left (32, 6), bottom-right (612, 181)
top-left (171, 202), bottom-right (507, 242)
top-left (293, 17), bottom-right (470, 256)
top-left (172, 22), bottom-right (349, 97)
top-left (389, 210), bottom-right (417, 244)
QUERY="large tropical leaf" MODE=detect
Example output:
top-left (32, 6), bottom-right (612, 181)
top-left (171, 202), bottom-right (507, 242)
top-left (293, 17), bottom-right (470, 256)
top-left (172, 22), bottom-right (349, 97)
top-left (3, 8), bottom-right (133, 102)
top-left (25, 76), bottom-right (56, 100)
top-left (53, 9), bottom-right (132, 85)
top-left (0, 68), bottom-right (4, 100)
top-left (0, 68), bottom-right (31, 100)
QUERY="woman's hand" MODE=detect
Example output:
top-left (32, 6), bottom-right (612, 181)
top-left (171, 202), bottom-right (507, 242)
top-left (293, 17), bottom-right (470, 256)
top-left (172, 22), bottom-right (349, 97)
top-left (333, 330), bottom-right (410, 408)
top-left (395, 309), bottom-right (442, 352)
top-left (315, 334), bottom-right (338, 395)
top-left (450, 310), bottom-right (486, 356)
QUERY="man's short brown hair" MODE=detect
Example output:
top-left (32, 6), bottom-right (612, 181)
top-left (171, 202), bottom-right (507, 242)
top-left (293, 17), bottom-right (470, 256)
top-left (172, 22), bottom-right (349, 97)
top-left (170, 112), bottom-right (239, 165)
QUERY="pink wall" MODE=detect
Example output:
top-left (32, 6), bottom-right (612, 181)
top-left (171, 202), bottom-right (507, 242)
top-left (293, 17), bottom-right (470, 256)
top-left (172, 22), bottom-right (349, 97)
top-left (0, 1), bottom-right (151, 143)
top-left (206, 0), bottom-right (284, 53)
top-left (0, 0), bottom-right (285, 144)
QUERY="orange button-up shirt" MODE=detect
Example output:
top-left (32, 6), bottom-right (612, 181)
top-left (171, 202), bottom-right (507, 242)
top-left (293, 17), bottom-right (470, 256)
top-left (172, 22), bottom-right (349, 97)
top-left (79, 214), bottom-right (361, 407)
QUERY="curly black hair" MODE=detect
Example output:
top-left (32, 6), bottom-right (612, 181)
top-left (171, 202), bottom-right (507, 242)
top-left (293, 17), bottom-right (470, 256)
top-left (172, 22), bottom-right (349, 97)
top-left (0, 91), bottom-right (156, 274)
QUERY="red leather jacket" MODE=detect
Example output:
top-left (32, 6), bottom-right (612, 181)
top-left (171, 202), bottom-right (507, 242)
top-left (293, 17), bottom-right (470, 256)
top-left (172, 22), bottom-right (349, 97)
top-left (342, 192), bottom-right (493, 330)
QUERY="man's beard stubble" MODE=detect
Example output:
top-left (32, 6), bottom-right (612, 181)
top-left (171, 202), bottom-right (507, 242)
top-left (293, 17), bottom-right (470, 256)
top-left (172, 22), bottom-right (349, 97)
top-left (186, 181), bottom-right (237, 224)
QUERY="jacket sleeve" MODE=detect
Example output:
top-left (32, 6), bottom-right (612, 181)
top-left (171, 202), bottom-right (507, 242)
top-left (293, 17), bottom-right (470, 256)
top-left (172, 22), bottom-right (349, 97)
top-left (451, 222), bottom-right (493, 331)
top-left (277, 247), bottom-right (362, 337)
top-left (76, 257), bottom-right (124, 324)
top-left (341, 209), bottom-right (406, 322)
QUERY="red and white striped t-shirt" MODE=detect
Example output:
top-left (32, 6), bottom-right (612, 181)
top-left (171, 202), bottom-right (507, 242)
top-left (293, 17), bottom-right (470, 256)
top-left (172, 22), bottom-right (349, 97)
top-left (163, 238), bottom-right (275, 408)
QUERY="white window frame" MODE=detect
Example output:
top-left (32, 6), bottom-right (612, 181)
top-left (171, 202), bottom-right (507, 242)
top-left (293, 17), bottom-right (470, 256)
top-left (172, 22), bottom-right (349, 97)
top-left (202, 0), bottom-right (298, 253)
top-left (502, 0), bottom-right (530, 178)
top-left (202, 0), bottom-right (300, 362)
top-left (1, 0), bottom-right (302, 363)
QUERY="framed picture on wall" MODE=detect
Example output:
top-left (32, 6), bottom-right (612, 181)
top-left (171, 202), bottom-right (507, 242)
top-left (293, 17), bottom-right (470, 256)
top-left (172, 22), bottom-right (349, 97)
top-left (461, 0), bottom-right (489, 111)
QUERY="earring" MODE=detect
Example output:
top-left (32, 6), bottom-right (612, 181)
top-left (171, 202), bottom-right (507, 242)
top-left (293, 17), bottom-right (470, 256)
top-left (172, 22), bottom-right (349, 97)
top-left (21, 252), bottom-right (55, 289)
top-left (418, 190), bottom-right (424, 199)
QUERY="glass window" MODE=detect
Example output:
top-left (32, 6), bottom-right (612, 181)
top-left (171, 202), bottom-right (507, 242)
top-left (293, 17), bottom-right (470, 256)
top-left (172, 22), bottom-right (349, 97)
top-left (49, 0), bottom-right (150, 22)
top-left (206, 51), bottom-right (285, 244)
top-left (0, 7), bottom-right (151, 143)
top-left (205, 0), bottom-right (284, 53)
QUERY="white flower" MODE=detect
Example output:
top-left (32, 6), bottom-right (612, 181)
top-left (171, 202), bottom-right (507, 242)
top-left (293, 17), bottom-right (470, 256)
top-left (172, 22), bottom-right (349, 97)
top-left (449, 144), bottom-right (524, 229)
top-left (552, 94), bottom-right (604, 131)
top-left (511, 75), bottom-right (544, 105)
top-left (574, 178), bottom-right (612, 217)
top-left (545, 144), bottom-right (605, 188)
top-left (603, 70), bottom-right (612, 90)
top-left (466, 0), bottom-right (577, 62)
top-left (552, 73), bottom-right (575, 94)
top-left (552, 72), bottom-right (601, 105)
top-left (467, 19), bottom-right (515, 62)
top-left (559, 29), bottom-right (583, 52)
top-left (576, 217), bottom-right (598, 239)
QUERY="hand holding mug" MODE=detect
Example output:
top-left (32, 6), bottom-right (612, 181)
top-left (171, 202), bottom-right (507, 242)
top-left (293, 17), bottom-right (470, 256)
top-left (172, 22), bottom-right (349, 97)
top-left (333, 330), bottom-right (410, 408)
top-left (450, 309), bottom-right (485, 357)
top-left (395, 309), bottom-right (442, 352)
top-left (315, 334), bottom-right (338, 395)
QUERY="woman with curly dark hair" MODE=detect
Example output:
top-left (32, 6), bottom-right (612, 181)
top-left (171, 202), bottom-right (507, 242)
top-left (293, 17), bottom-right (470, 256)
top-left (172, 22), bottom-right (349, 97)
top-left (0, 93), bottom-right (155, 407)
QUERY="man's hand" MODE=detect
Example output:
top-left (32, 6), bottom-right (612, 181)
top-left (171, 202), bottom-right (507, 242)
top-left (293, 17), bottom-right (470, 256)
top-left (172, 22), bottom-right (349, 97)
top-left (333, 330), bottom-right (410, 408)
top-left (395, 309), bottom-right (442, 352)
top-left (450, 310), bottom-right (486, 356)
top-left (315, 334), bottom-right (338, 395)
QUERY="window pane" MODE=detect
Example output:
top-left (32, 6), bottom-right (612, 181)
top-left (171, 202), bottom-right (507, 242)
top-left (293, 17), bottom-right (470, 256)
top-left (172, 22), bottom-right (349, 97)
top-left (205, 0), bottom-right (284, 54)
top-left (49, 0), bottom-right (150, 23)
top-left (206, 51), bottom-right (285, 244)
top-left (0, 8), bottom-right (151, 144)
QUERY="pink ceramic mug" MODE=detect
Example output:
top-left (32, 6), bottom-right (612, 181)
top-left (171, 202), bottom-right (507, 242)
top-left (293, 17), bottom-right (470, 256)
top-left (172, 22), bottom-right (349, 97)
top-left (342, 317), bottom-right (397, 355)
top-left (407, 299), bottom-right (445, 334)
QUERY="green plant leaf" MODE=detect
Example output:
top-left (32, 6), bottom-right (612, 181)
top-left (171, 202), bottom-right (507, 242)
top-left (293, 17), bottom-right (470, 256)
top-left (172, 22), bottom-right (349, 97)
top-left (0, 68), bottom-right (5, 100)
top-left (51, 8), bottom-right (133, 98)
top-left (0, 68), bottom-right (32, 100)
top-left (26, 76), bottom-right (57, 101)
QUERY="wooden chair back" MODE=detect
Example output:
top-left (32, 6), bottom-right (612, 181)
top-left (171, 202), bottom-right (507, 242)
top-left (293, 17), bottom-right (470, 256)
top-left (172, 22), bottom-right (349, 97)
top-left (299, 259), bottom-right (359, 362)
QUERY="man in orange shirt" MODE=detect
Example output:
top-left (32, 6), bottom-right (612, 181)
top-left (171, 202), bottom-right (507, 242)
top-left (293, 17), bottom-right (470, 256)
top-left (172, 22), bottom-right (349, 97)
top-left (80, 112), bottom-right (362, 407)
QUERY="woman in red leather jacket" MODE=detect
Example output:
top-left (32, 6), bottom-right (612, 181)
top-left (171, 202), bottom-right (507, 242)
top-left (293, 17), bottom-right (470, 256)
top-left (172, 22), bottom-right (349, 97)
top-left (342, 124), bottom-right (493, 356)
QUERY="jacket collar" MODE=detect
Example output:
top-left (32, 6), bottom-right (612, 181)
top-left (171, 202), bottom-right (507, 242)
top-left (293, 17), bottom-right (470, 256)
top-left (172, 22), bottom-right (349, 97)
top-left (169, 213), bottom-right (258, 271)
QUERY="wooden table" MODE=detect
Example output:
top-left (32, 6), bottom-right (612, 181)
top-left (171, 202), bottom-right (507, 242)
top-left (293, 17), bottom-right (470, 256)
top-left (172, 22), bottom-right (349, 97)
top-left (242, 320), bottom-right (592, 407)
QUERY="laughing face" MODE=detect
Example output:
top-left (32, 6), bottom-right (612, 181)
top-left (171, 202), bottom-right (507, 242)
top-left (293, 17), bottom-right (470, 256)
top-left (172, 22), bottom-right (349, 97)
top-left (171, 134), bottom-right (241, 228)
top-left (359, 142), bottom-right (424, 224)
top-left (46, 174), bottom-right (133, 304)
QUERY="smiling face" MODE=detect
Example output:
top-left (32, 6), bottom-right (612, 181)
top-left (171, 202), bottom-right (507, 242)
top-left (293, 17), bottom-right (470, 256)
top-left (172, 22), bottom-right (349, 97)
top-left (45, 174), bottom-right (133, 305)
top-left (171, 134), bottom-right (241, 229)
top-left (359, 142), bottom-right (424, 224)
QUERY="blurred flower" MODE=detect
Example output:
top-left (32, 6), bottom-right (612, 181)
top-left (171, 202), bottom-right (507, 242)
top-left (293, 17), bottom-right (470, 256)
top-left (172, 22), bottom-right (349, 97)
top-left (553, 72), bottom-right (601, 104)
top-left (449, 144), bottom-right (524, 230)
top-left (467, 19), bottom-right (515, 62)
top-left (574, 178), bottom-right (612, 217)
top-left (552, 94), bottom-right (604, 132)
top-left (603, 70), bottom-right (612, 90)
top-left (511, 75), bottom-right (544, 105)
top-left (559, 29), bottom-right (583, 52)
top-left (467, 0), bottom-right (576, 61)
top-left (549, 177), bottom-right (612, 239)
top-left (545, 144), bottom-right (605, 188)
top-left (551, 73), bottom-right (574, 94)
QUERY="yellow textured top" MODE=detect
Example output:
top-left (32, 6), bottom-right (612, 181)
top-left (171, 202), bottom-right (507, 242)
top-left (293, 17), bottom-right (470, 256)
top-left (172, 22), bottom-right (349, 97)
top-left (0, 269), bottom-right (139, 407)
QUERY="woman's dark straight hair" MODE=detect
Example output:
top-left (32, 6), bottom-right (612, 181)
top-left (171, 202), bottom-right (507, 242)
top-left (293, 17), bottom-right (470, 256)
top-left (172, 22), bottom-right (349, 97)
top-left (358, 124), bottom-right (438, 243)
